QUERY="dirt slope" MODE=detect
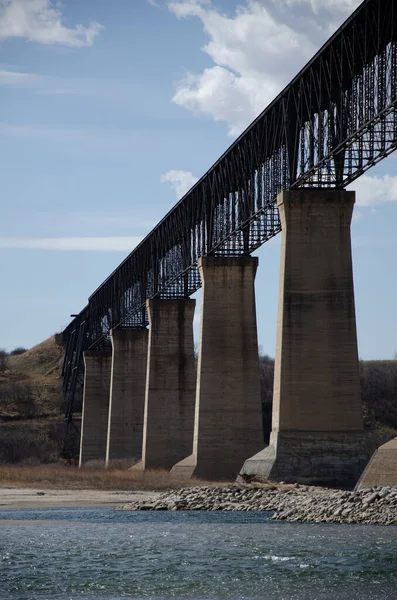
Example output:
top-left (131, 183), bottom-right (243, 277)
top-left (0, 336), bottom-right (63, 418)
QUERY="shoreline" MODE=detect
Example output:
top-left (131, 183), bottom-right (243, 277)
top-left (1, 484), bottom-right (397, 525)
top-left (119, 484), bottom-right (397, 525)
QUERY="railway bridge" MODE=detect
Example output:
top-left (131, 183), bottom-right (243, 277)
top-left (62, 0), bottom-right (397, 486)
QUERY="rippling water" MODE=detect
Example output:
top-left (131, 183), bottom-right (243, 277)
top-left (1, 508), bottom-right (396, 600)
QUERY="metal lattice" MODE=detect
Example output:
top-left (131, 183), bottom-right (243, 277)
top-left (62, 0), bottom-right (397, 418)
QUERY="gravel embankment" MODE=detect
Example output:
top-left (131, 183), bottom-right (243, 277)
top-left (118, 485), bottom-right (397, 525)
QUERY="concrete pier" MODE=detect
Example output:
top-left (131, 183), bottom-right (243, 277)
top-left (173, 256), bottom-right (263, 481)
top-left (106, 328), bottom-right (148, 466)
top-left (356, 437), bottom-right (397, 489)
top-left (137, 298), bottom-right (196, 471)
top-left (239, 189), bottom-right (365, 487)
top-left (79, 350), bottom-right (112, 467)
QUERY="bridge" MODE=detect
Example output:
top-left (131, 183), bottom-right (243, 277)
top-left (62, 0), bottom-right (397, 485)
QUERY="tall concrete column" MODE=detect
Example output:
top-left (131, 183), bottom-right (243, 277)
top-left (79, 350), bottom-right (112, 467)
top-left (239, 189), bottom-right (366, 487)
top-left (136, 298), bottom-right (196, 471)
top-left (173, 256), bottom-right (263, 481)
top-left (106, 327), bottom-right (148, 466)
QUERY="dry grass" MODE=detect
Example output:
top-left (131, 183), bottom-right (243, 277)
top-left (1, 336), bottom-right (64, 418)
top-left (8, 336), bottom-right (63, 384)
top-left (0, 464), bottom-right (235, 491)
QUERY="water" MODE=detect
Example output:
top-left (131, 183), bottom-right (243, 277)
top-left (1, 508), bottom-right (396, 600)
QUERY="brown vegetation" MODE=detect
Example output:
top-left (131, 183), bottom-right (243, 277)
top-left (0, 421), bottom-right (67, 464)
top-left (0, 336), bottom-right (64, 418)
top-left (0, 336), bottom-right (69, 467)
top-left (0, 464), bottom-right (225, 491)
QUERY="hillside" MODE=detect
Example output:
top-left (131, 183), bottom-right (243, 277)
top-left (0, 336), bottom-right (69, 464)
top-left (0, 336), bottom-right (64, 418)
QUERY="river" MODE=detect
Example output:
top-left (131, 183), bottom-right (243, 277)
top-left (1, 508), bottom-right (396, 599)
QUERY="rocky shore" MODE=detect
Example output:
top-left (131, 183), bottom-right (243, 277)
top-left (118, 484), bottom-right (397, 525)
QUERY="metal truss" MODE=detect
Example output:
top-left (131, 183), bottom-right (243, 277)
top-left (62, 0), bottom-right (397, 417)
top-left (61, 306), bottom-right (89, 422)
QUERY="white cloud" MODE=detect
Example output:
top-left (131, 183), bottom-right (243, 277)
top-left (348, 175), bottom-right (397, 207)
top-left (161, 169), bottom-right (198, 198)
top-left (0, 237), bottom-right (142, 251)
top-left (0, 68), bottom-right (79, 96)
top-left (167, 0), bottom-right (361, 135)
top-left (164, 2), bottom-right (397, 206)
top-left (0, 0), bottom-right (103, 47)
top-left (0, 68), bottom-right (41, 85)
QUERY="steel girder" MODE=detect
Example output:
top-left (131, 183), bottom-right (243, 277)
top-left (62, 0), bottom-right (397, 415)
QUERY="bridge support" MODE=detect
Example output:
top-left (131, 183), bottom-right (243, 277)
top-left (106, 328), bottom-right (148, 466)
top-left (134, 298), bottom-right (196, 471)
top-left (79, 350), bottom-right (112, 467)
top-left (239, 189), bottom-right (365, 487)
top-left (172, 256), bottom-right (263, 481)
top-left (355, 437), bottom-right (397, 489)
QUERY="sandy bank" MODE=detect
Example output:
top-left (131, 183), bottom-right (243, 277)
top-left (0, 486), bottom-right (160, 510)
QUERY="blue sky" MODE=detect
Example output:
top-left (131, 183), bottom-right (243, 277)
top-left (1, 0), bottom-right (396, 359)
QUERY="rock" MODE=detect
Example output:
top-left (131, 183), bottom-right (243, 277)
top-left (116, 484), bottom-right (397, 525)
top-left (363, 492), bottom-right (379, 505)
